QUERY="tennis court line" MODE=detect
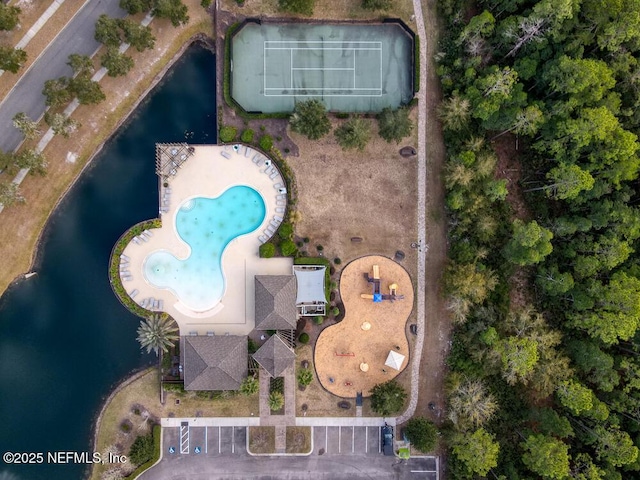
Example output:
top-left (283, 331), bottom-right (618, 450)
top-left (263, 39), bottom-right (383, 97)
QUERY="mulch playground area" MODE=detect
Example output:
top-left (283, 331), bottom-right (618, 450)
top-left (314, 255), bottom-right (414, 397)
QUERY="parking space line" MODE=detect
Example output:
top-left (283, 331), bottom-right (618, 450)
top-left (218, 426), bottom-right (221, 453)
top-left (325, 426), bottom-right (328, 452)
top-left (338, 426), bottom-right (341, 453)
top-left (232, 427), bottom-right (235, 454)
top-left (378, 428), bottom-right (381, 454)
top-left (205, 427), bottom-right (208, 454)
top-left (366, 427), bottom-right (368, 453)
top-left (352, 426), bottom-right (355, 453)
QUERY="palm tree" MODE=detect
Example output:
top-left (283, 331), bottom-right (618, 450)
top-left (240, 376), bottom-right (259, 396)
top-left (268, 391), bottom-right (284, 411)
top-left (136, 314), bottom-right (178, 356)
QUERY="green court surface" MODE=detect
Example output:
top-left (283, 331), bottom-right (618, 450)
top-left (231, 22), bottom-right (415, 113)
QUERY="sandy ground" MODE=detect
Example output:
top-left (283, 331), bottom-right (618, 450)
top-left (315, 255), bottom-right (414, 397)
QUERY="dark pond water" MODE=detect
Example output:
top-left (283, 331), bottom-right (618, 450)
top-left (0, 43), bottom-right (217, 480)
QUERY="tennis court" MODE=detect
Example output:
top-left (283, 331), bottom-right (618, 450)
top-left (231, 22), bottom-right (415, 113)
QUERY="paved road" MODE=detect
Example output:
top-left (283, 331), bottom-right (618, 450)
top-left (0, 0), bottom-right (127, 152)
top-left (139, 426), bottom-right (438, 480)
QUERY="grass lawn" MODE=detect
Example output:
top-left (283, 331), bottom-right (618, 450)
top-left (221, 0), bottom-right (415, 23)
top-left (286, 426), bottom-right (312, 454)
top-left (248, 426), bottom-right (276, 454)
top-left (90, 368), bottom-right (259, 480)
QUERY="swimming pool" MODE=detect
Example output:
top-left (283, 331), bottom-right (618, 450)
top-left (144, 185), bottom-right (266, 311)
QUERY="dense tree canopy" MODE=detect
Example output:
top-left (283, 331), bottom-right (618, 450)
top-left (438, 0), bottom-right (640, 476)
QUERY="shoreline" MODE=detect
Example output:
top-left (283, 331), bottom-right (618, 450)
top-left (86, 366), bottom-right (156, 480)
top-left (1, 32), bottom-right (215, 299)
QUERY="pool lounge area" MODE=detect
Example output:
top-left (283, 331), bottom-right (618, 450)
top-left (118, 144), bottom-right (293, 336)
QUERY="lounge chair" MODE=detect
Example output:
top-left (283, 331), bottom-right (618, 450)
top-left (120, 254), bottom-right (130, 261)
top-left (256, 157), bottom-right (265, 166)
top-left (140, 235), bottom-right (149, 242)
top-left (145, 230), bottom-right (153, 237)
top-left (245, 147), bottom-right (252, 157)
top-left (270, 220), bottom-right (279, 228)
top-left (132, 237), bottom-right (141, 245)
top-left (130, 289), bottom-right (139, 299)
top-left (269, 171), bottom-right (278, 179)
top-left (139, 298), bottom-right (148, 308)
top-left (158, 299), bottom-right (164, 310)
top-left (274, 215), bottom-right (283, 222)
top-left (258, 234), bottom-right (267, 243)
top-left (276, 200), bottom-right (286, 206)
top-left (276, 207), bottom-right (285, 213)
top-left (276, 194), bottom-right (286, 200)
top-left (221, 151), bottom-right (231, 159)
top-left (123, 277), bottom-right (133, 282)
top-left (274, 182), bottom-right (283, 190)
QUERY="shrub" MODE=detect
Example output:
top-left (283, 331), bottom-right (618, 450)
top-left (276, 135), bottom-right (282, 141)
top-left (219, 125), bottom-right (237, 142)
top-left (330, 281), bottom-right (338, 290)
top-left (405, 417), bottom-right (438, 452)
top-left (290, 99), bottom-right (331, 140)
top-left (297, 368), bottom-right (313, 387)
top-left (120, 421), bottom-right (132, 433)
top-left (279, 0), bottom-right (314, 15)
top-left (241, 128), bottom-right (255, 143)
top-left (299, 332), bottom-right (310, 344)
top-left (259, 134), bottom-right (273, 151)
top-left (259, 242), bottom-right (276, 258)
top-left (370, 380), bottom-right (407, 416)
top-left (278, 222), bottom-right (294, 239)
top-left (303, 237), bottom-right (310, 243)
top-left (378, 107), bottom-right (414, 144)
top-left (129, 433), bottom-right (154, 465)
top-left (316, 245), bottom-right (323, 251)
top-left (268, 391), bottom-right (285, 411)
top-left (313, 315), bottom-right (324, 325)
top-left (260, 125), bottom-right (266, 132)
top-left (201, 0), bottom-right (212, 6)
top-left (331, 306), bottom-right (340, 317)
top-left (335, 117), bottom-right (371, 151)
top-left (334, 258), bottom-right (341, 265)
top-left (280, 239), bottom-right (298, 257)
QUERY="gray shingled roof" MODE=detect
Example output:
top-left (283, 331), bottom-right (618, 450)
top-left (252, 334), bottom-right (296, 378)
top-left (255, 275), bottom-right (297, 330)
top-left (183, 335), bottom-right (248, 391)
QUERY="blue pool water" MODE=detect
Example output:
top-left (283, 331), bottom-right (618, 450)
top-left (144, 185), bottom-right (266, 311)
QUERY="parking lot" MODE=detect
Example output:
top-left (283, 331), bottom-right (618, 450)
top-left (163, 424), bottom-right (248, 456)
top-left (144, 424), bottom-right (438, 480)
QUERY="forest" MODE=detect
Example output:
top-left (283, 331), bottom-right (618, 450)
top-left (437, 0), bottom-right (640, 478)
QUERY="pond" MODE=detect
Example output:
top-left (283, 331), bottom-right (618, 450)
top-left (0, 43), bottom-right (217, 480)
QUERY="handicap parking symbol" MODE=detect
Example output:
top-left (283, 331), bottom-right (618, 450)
top-left (194, 446), bottom-right (201, 454)
top-left (168, 446), bottom-right (175, 454)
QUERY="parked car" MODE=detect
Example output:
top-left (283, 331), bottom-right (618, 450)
top-left (382, 424), bottom-right (394, 456)
top-left (410, 324), bottom-right (418, 335)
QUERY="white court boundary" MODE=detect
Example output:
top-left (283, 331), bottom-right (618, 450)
top-left (263, 40), bottom-right (382, 97)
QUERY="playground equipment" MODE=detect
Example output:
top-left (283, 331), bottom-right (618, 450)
top-left (360, 362), bottom-right (369, 372)
top-left (361, 321), bottom-right (372, 331)
top-left (360, 265), bottom-right (405, 302)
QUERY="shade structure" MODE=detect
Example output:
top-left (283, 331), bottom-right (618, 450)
top-left (360, 362), bottom-right (369, 372)
top-left (293, 266), bottom-right (327, 304)
top-left (385, 350), bottom-right (406, 371)
top-left (361, 321), bottom-right (371, 331)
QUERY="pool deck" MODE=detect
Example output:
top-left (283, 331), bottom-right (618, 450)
top-left (119, 144), bottom-right (292, 336)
